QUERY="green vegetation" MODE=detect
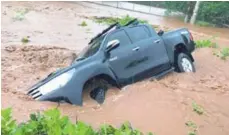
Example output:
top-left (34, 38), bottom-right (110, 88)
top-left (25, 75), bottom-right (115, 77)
top-left (1, 108), bottom-right (17, 135)
top-left (101, 2), bottom-right (228, 27)
top-left (195, 37), bottom-right (218, 48)
top-left (185, 121), bottom-right (198, 135)
top-left (80, 21), bottom-right (88, 27)
top-left (192, 102), bottom-right (204, 115)
top-left (94, 15), bottom-right (148, 26)
top-left (196, 37), bottom-right (229, 60)
top-left (185, 121), bottom-right (197, 129)
top-left (13, 8), bottom-right (29, 21)
top-left (188, 131), bottom-right (197, 135)
top-left (163, 1), bottom-right (229, 27)
top-left (196, 21), bottom-right (215, 27)
top-left (21, 36), bottom-right (30, 44)
top-left (214, 47), bottom-right (229, 60)
top-left (197, 2), bottom-right (229, 27)
top-left (1, 108), bottom-right (154, 135)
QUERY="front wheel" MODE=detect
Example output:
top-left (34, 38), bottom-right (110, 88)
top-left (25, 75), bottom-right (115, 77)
top-left (90, 87), bottom-right (106, 104)
top-left (84, 79), bottom-right (109, 104)
top-left (176, 53), bottom-right (196, 72)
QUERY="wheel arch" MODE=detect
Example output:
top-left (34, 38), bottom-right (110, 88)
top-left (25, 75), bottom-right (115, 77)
top-left (82, 73), bottom-right (120, 91)
top-left (173, 43), bottom-right (194, 65)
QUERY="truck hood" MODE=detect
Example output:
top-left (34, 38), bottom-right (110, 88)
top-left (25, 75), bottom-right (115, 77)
top-left (28, 57), bottom-right (91, 91)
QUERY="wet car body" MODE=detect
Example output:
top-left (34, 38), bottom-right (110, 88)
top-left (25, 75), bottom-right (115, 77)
top-left (28, 19), bottom-right (195, 105)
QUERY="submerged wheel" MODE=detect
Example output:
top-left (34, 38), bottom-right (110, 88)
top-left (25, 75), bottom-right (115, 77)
top-left (90, 87), bottom-right (106, 104)
top-left (84, 79), bottom-right (109, 104)
top-left (176, 53), bottom-right (196, 72)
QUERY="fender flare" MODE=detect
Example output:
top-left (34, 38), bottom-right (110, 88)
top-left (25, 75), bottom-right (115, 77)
top-left (71, 62), bottom-right (120, 105)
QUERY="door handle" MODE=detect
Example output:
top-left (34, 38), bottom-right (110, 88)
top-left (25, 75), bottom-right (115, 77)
top-left (132, 47), bottom-right (140, 51)
top-left (154, 39), bottom-right (161, 43)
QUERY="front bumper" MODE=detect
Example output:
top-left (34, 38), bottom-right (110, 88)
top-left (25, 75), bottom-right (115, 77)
top-left (27, 78), bottom-right (84, 106)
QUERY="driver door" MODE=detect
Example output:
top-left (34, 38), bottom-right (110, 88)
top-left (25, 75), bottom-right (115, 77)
top-left (105, 29), bottom-right (142, 84)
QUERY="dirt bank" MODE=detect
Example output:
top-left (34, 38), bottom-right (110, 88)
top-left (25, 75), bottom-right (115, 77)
top-left (1, 45), bottom-right (76, 94)
top-left (1, 1), bottom-right (229, 135)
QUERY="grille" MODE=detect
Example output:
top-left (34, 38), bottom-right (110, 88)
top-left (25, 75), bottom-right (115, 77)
top-left (27, 87), bottom-right (42, 100)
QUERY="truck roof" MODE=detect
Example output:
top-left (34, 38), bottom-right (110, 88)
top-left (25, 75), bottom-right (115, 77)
top-left (89, 18), bottom-right (141, 44)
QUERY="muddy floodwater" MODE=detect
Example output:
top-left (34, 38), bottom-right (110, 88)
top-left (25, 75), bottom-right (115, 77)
top-left (1, 1), bottom-right (229, 135)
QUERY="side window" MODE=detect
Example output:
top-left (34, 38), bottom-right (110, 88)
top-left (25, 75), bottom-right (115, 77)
top-left (107, 30), bottom-right (131, 48)
top-left (126, 26), bottom-right (150, 43)
top-left (143, 26), bottom-right (151, 36)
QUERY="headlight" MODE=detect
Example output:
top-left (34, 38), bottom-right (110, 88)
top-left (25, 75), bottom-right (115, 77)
top-left (39, 68), bottom-right (75, 95)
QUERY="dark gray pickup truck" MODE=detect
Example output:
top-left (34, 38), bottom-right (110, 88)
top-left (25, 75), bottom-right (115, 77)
top-left (28, 19), bottom-right (196, 105)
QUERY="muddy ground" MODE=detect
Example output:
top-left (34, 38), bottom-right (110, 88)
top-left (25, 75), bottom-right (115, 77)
top-left (1, 2), bottom-right (229, 135)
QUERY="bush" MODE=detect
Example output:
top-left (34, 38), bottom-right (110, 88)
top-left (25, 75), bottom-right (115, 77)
top-left (94, 15), bottom-right (148, 26)
top-left (197, 2), bottom-right (229, 27)
top-left (214, 47), bottom-right (229, 60)
top-left (192, 101), bottom-right (204, 115)
top-left (1, 108), bottom-right (154, 135)
top-left (21, 36), bottom-right (30, 44)
top-left (185, 121), bottom-right (198, 135)
top-left (1, 108), bottom-right (17, 135)
top-left (195, 21), bottom-right (215, 27)
top-left (195, 37), bottom-right (218, 48)
top-left (80, 21), bottom-right (88, 27)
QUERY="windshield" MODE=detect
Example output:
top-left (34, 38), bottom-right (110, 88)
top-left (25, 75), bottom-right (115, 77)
top-left (78, 36), bottom-right (104, 59)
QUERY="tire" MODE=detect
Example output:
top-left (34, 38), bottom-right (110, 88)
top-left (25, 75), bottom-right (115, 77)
top-left (176, 53), bottom-right (196, 72)
top-left (84, 79), bottom-right (109, 104)
top-left (90, 87), bottom-right (106, 104)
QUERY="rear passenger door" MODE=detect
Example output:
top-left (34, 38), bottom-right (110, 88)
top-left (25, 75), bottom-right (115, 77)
top-left (105, 30), bottom-right (143, 84)
top-left (125, 26), bottom-right (170, 80)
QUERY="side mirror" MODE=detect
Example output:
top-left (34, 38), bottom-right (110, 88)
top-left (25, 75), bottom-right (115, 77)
top-left (106, 39), bottom-right (120, 52)
top-left (158, 30), bottom-right (164, 36)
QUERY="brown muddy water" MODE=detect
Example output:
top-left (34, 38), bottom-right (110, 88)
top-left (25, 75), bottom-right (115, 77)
top-left (1, 1), bottom-right (229, 135)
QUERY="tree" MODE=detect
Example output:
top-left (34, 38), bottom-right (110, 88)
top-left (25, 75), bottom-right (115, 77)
top-left (163, 1), bottom-right (229, 27)
top-left (184, 1), bottom-right (196, 23)
top-left (190, 1), bottom-right (201, 24)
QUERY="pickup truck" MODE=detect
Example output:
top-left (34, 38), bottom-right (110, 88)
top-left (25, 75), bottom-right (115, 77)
top-left (27, 19), bottom-right (196, 105)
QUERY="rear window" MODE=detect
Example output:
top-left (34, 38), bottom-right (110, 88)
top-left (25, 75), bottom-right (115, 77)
top-left (126, 26), bottom-right (150, 43)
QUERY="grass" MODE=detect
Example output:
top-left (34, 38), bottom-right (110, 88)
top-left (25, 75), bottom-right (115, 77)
top-left (185, 121), bottom-right (197, 129)
top-left (94, 15), bottom-right (148, 26)
top-left (192, 101), bottom-right (204, 115)
top-left (213, 47), bottom-right (229, 60)
top-left (13, 8), bottom-right (29, 21)
top-left (195, 37), bottom-right (218, 48)
top-left (21, 36), bottom-right (30, 44)
top-left (80, 21), bottom-right (87, 27)
top-left (185, 121), bottom-right (198, 135)
top-left (188, 131), bottom-right (197, 135)
top-left (196, 21), bottom-right (216, 27)
top-left (196, 36), bottom-right (229, 60)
